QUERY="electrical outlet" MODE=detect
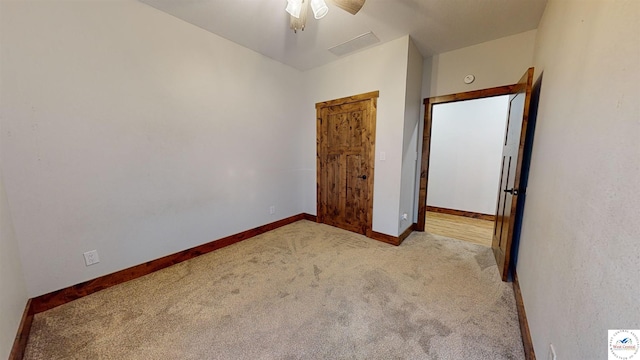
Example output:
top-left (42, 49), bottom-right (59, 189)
top-left (401, 213), bottom-right (408, 221)
top-left (269, 205), bottom-right (276, 215)
top-left (548, 344), bottom-right (557, 360)
top-left (83, 250), bottom-right (100, 266)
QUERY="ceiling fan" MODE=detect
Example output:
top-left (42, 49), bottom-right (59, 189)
top-left (285, 0), bottom-right (366, 33)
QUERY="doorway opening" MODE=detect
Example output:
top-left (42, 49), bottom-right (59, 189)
top-left (416, 84), bottom-right (517, 231)
top-left (425, 95), bottom-right (510, 247)
top-left (416, 67), bottom-right (535, 281)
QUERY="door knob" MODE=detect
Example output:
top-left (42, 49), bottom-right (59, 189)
top-left (358, 175), bottom-right (367, 180)
top-left (504, 188), bottom-right (519, 195)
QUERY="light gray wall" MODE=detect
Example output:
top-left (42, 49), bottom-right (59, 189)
top-left (0, 167), bottom-right (28, 360)
top-left (1, 0), bottom-right (306, 297)
top-left (426, 30), bottom-right (537, 97)
top-left (398, 38), bottom-right (423, 233)
top-left (0, 0), bottom-right (422, 300)
top-left (302, 36), bottom-right (412, 237)
top-left (427, 96), bottom-right (508, 215)
top-left (518, 0), bottom-right (640, 358)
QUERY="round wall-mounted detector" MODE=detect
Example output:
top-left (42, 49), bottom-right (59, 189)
top-left (464, 74), bottom-right (475, 84)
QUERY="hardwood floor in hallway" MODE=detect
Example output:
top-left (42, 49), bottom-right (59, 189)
top-left (425, 211), bottom-right (494, 247)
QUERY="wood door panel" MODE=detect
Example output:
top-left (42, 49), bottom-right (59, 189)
top-left (345, 153), bottom-right (366, 227)
top-left (498, 156), bottom-right (513, 248)
top-left (328, 110), bottom-right (364, 148)
top-left (317, 92), bottom-right (378, 236)
top-left (492, 68), bottom-right (534, 281)
top-left (324, 153), bottom-right (342, 225)
top-left (494, 156), bottom-right (507, 242)
top-left (327, 113), bottom-right (343, 147)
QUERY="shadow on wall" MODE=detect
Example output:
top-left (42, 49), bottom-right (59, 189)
top-left (510, 72), bottom-right (543, 275)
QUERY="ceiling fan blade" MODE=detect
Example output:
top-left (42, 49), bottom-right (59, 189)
top-left (330, 0), bottom-right (366, 15)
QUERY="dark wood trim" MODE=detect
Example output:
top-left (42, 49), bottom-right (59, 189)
top-left (416, 83), bottom-right (521, 232)
top-left (416, 96), bottom-right (435, 232)
top-left (426, 206), bottom-right (495, 221)
top-left (399, 223), bottom-right (415, 243)
top-left (369, 231), bottom-right (400, 246)
top-left (9, 299), bottom-right (33, 360)
top-left (423, 84), bottom-right (516, 106)
top-left (302, 213), bottom-right (318, 222)
top-left (316, 106), bottom-right (325, 226)
top-left (369, 223), bottom-right (415, 246)
top-left (31, 213), bottom-right (311, 314)
top-left (513, 271), bottom-right (536, 360)
top-left (315, 90), bottom-right (380, 109)
top-left (366, 96), bottom-right (378, 238)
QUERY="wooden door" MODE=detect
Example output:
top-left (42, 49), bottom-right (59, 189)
top-left (316, 91), bottom-right (378, 236)
top-left (492, 68), bottom-right (534, 281)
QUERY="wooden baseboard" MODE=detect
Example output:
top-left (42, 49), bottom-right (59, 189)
top-left (9, 299), bottom-right (33, 360)
top-left (513, 271), bottom-right (536, 360)
top-left (31, 213), bottom-right (312, 314)
top-left (400, 223), bottom-right (416, 243)
top-left (17, 212), bottom-right (405, 358)
top-left (302, 213), bottom-right (318, 222)
top-left (369, 231), bottom-right (400, 245)
top-left (426, 206), bottom-right (495, 221)
top-left (369, 223), bottom-right (415, 246)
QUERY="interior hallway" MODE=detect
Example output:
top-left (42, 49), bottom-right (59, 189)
top-left (425, 211), bottom-right (494, 247)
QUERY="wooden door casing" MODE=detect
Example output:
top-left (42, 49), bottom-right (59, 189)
top-left (316, 91), bottom-right (378, 236)
top-left (416, 85), bottom-right (518, 232)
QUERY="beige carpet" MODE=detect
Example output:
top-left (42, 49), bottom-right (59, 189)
top-left (25, 220), bottom-right (524, 359)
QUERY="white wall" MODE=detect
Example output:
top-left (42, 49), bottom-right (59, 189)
top-left (0, 0), bottom-right (306, 297)
top-left (302, 36), bottom-right (412, 237)
top-left (427, 96), bottom-right (509, 215)
top-left (518, 1), bottom-right (640, 358)
top-left (426, 30), bottom-right (537, 97)
top-left (0, 168), bottom-right (28, 360)
top-left (398, 39), bottom-right (423, 233)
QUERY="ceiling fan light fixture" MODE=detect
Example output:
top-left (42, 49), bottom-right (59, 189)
top-left (289, 0), bottom-right (309, 32)
top-left (285, 0), bottom-right (303, 18)
top-left (311, 0), bottom-right (328, 19)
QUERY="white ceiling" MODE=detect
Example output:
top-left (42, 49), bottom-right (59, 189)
top-left (139, 0), bottom-right (547, 71)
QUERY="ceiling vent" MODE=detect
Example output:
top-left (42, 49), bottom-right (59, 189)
top-left (328, 31), bottom-right (380, 56)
